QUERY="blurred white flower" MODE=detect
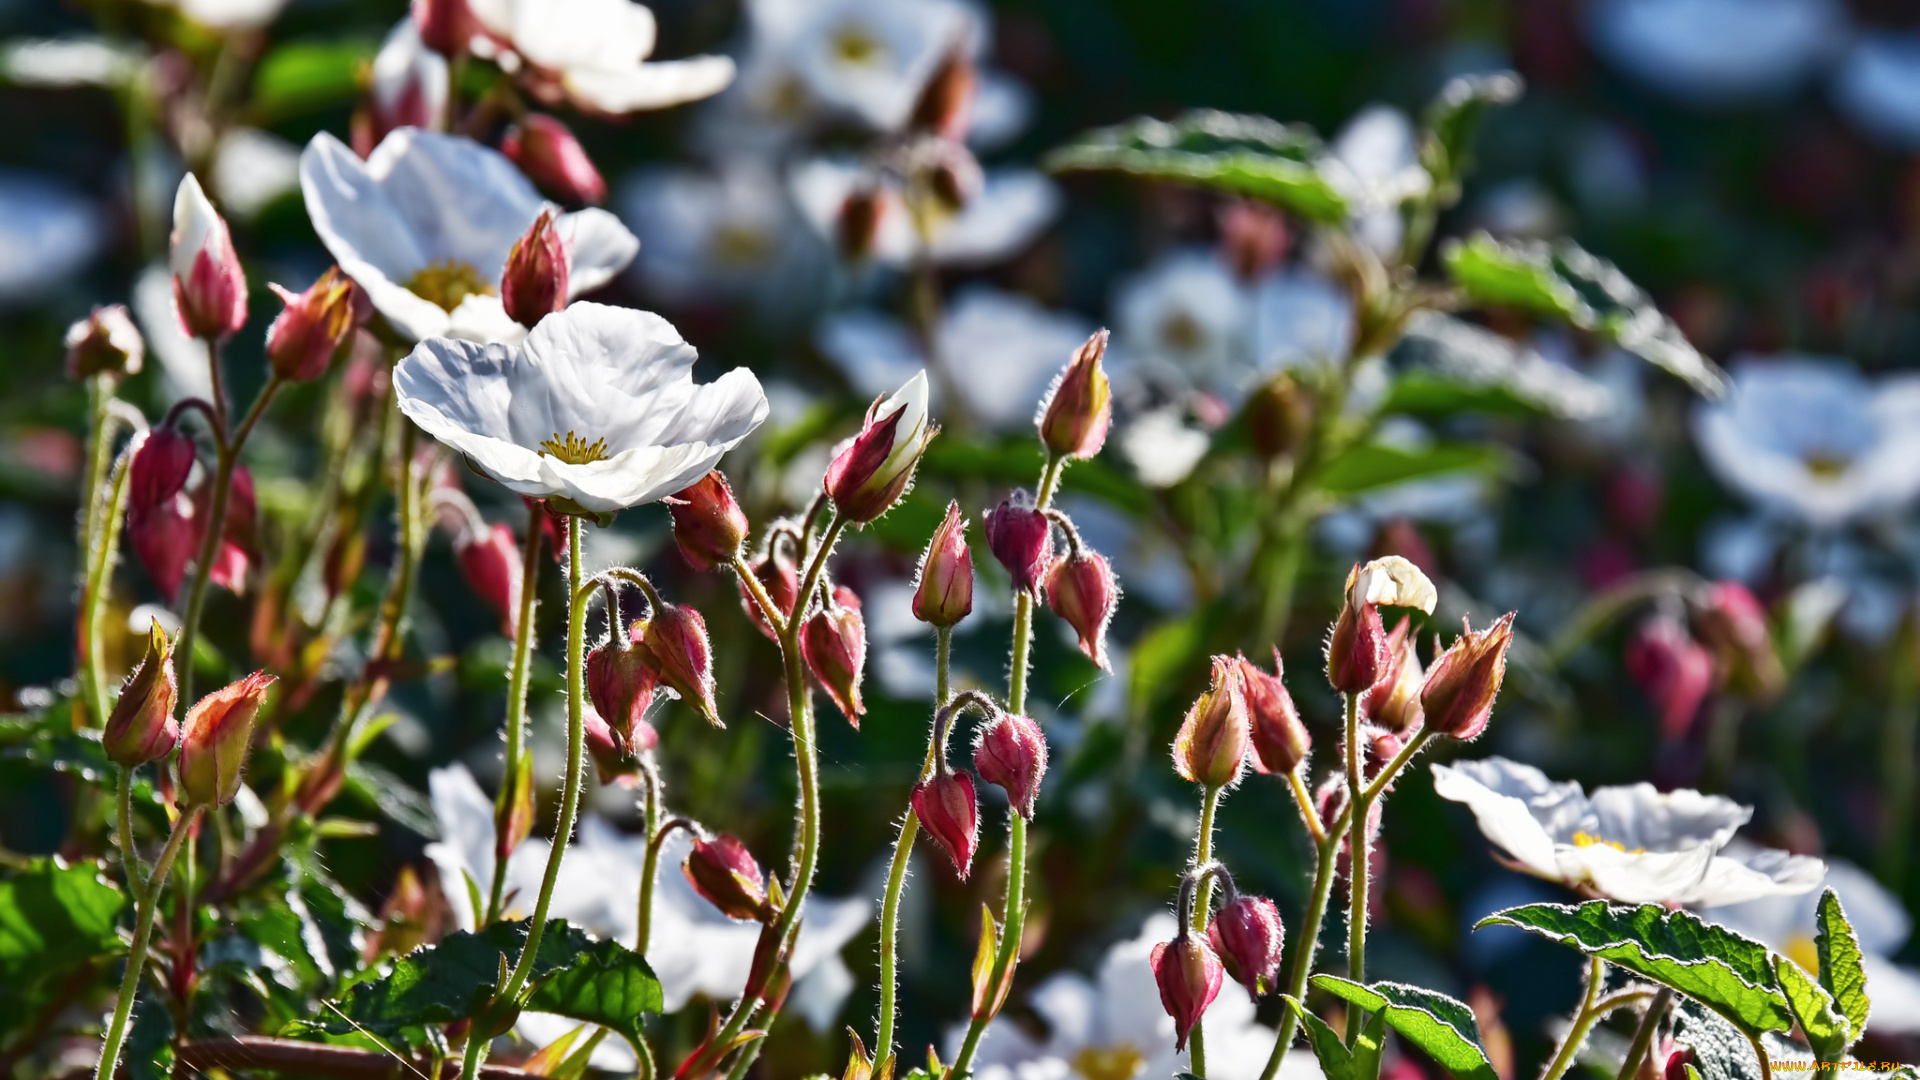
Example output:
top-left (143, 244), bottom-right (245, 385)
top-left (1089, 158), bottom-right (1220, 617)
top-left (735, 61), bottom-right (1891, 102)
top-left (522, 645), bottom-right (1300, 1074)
top-left (1120, 407), bottom-right (1211, 489)
top-left (0, 37), bottom-right (142, 88)
top-left (791, 157), bottom-right (1060, 268)
top-left (1692, 357), bottom-right (1920, 528)
top-left (964, 912), bottom-right (1321, 1080)
top-left (1700, 858), bottom-right (1920, 1035)
top-left (789, 0), bottom-right (976, 131)
top-left (1434, 756), bottom-right (1825, 906)
top-left (131, 264), bottom-right (211, 402)
top-left (1585, 0), bottom-right (1848, 107)
top-left (1250, 270), bottom-right (1352, 374)
top-left (300, 128), bottom-right (638, 343)
top-left (1326, 105), bottom-right (1429, 257)
top-left (0, 169), bottom-right (104, 305)
top-left (164, 0), bottom-right (287, 30)
top-left (1832, 32), bottom-right (1920, 151)
top-left (213, 128), bottom-right (301, 220)
top-left (1113, 249), bottom-right (1250, 391)
top-left (618, 160), bottom-right (824, 314)
top-left (395, 303), bottom-right (768, 515)
top-left (467, 0), bottom-right (735, 115)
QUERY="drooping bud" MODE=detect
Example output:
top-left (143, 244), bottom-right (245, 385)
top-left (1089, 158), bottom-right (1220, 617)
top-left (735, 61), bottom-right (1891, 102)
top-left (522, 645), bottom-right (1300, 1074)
top-left (1038, 329), bottom-right (1113, 461)
top-left (129, 428), bottom-right (196, 512)
top-left (1362, 617), bottom-right (1425, 735)
top-left (1420, 612), bottom-right (1515, 741)
top-left (103, 622), bottom-right (180, 767)
top-left (1208, 892), bottom-right (1284, 1000)
top-left (973, 712), bottom-right (1047, 818)
top-left (501, 209), bottom-right (568, 329)
top-left (826, 371), bottom-right (935, 524)
top-left (130, 494), bottom-right (197, 600)
top-left (1625, 613), bottom-right (1713, 740)
top-left (1247, 374), bottom-right (1312, 462)
top-left (584, 705), bottom-right (651, 786)
top-left (737, 548), bottom-right (798, 641)
top-left (65, 305), bottom-right (145, 381)
top-left (908, 46), bottom-right (976, 139)
top-left (1173, 656), bottom-right (1250, 788)
top-left (359, 20), bottom-right (450, 154)
top-left (1695, 581), bottom-right (1785, 705)
top-left (455, 523), bottom-right (524, 639)
top-left (169, 173), bottom-right (248, 340)
top-left (411, 0), bottom-right (476, 56)
top-left (802, 585), bottom-right (867, 726)
top-left (984, 490), bottom-right (1051, 594)
top-left (587, 627), bottom-right (660, 753)
top-left (266, 267), bottom-right (360, 382)
top-left (178, 671), bottom-right (277, 807)
top-left (836, 186), bottom-right (885, 261)
top-left (1327, 556), bottom-right (1436, 695)
top-left (1045, 546), bottom-right (1118, 672)
top-left (684, 834), bottom-right (771, 922)
top-left (497, 750), bottom-right (536, 860)
top-left (1239, 649), bottom-right (1309, 775)
top-left (503, 114), bottom-right (608, 206)
top-left (1151, 933), bottom-right (1223, 1051)
top-left (642, 602), bottom-right (721, 727)
top-left (911, 767), bottom-right (979, 879)
top-left (668, 470), bottom-right (748, 571)
top-left (1662, 1046), bottom-right (1697, 1080)
top-left (913, 501), bottom-right (974, 627)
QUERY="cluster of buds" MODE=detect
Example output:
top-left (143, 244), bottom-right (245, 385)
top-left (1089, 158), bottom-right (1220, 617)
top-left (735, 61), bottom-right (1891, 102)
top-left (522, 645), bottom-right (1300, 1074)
top-left (801, 585), bottom-right (868, 725)
top-left (125, 425), bottom-right (257, 600)
top-left (501, 209), bottom-right (569, 329)
top-left (825, 371), bottom-right (936, 524)
top-left (586, 577), bottom-right (722, 739)
top-left (1694, 581), bottom-right (1784, 704)
top-left (1326, 556), bottom-right (1439, 694)
top-left (683, 833), bottom-right (773, 922)
top-left (1204, 868), bottom-right (1285, 1000)
top-left (170, 174), bottom-right (248, 341)
top-left (584, 705), bottom-right (653, 786)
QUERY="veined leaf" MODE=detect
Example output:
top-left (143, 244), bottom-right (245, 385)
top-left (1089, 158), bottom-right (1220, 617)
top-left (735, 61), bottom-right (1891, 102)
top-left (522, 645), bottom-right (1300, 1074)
top-left (1317, 441), bottom-right (1509, 495)
top-left (1385, 313), bottom-right (1614, 421)
top-left (1813, 889), bottom-right (1869, 1046)
top-left (1285, 997), bottom-right (1386, 1080)
top-left (1045, 111), bottom-right (1350, 224)
top-left (1310, 976), bottom-right (1499, 1080)
top-left (0, 857), bottom-right (125, 984)
top-left (1671, 1000), bottom-right (1764, 1080)
top-left (1476, 901), bottom-right (1793, 1036)
top-left (1774, 956), bottom-right (1847, 1062)
top-left (526, 935), bottom-right (663, 1050)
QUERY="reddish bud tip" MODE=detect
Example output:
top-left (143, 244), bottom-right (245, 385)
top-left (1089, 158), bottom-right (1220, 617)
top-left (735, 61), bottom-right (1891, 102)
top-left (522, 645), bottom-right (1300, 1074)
top-left (1240, 649), bottom-right (1309, 775)
top-left (913, 501), bottom-right (974, 627)
top-left (668, 470), bottom-right (748, 571)
top-left (1696, 581), bottom-right (1784, 704)
top-left (65, 305), bottom-right (145, 381)
top-left (503, 114), bottom-right (608, 206)
top-left (1038, 329), bottom-right (1113, 460)
top-left (973, 712), bottom-right (1047, 818)
top-left (802, 586), bottom-right (868, 726)
top-left (1420, 612), bottom-right (1515, 741)
top-left (1173, 656), bottom-right (1250, 788)
top-left (587, 630), bottom-right (660, 753)
top-left (1208, 893), bottom-right (1284, 1000)
top-left (836, 186), bottom-right (885, 261)
top-left (411, 0), bottom-right (476, 55)
top-left (684, 834), bottom-right (771, 922)
top-left (170, 174), bottom-right (248, 340)
top-left (103, 622), bottom-right (180, 767)
top-left (1151, 934), bottom-right (1224, 1051)
top-left (643, 602), bottom-right (721, 727)
top-left (584, 706), bottom-right (651, 786)
top-left (826, 372), bottom-right (934, 524)
top-left (455, 523), bottom-right (524, 640)
top-left (908, 46), bottom-right (976, 139)
top-left (129, 494), bottom-right (197, 601)
top-left (130, 428), bottom-right (197, 513)
top-left (1045, 546), bottom-right (1118, 672)
top-left (179, 671), bottom-right (277, 807)
top-left (911, 768), bottom-right (979, 879)
top-left (501, 209), bottom-right (568, 329)
top-left (266, 267), bottom-right (360, 382)
top-left (984, 490), bottom-right (1051, 594)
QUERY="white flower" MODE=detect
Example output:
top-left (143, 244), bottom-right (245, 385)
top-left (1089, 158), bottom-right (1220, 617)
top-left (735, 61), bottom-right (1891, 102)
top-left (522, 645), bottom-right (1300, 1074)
top-left (1832, 32), bottom-right (1920, 151)
top-left (1584, 0), bottom-right (1849, 107)
top-left (963, 913), bottom-right (1322, 1080)
top-left (1692, 357), bottom-right (1920, 528)
top-left (790, 157), bottom-right (1060, 268)
top-left (618, 160), bottom-right (825, 314)
top-left (1698, 858), bottom-right (1920, 1035)
top-left (1325, 105), bottom-right (1429, 258)
top-left (1113, 249), bottom-right (1251, 391)
top-left (1120, 407), bottom-right (1212, 489)
top-left (0, 169), bottom-right (104, 305)
top-left (395, 302), bottom-right (767, 514)
top-left (0, 37), bottom-right (143, 88)
top-left (1434, 756), bottom-right (1825, 906)
top-left (300, 128), bottom-right (639, 343)
top-left (787, 0), bottom-right (976, 131)
top-left (467, 0), bottom-right (735, 115)
top-left (212, 128), bottom-right (301, 220)
top-left (164, 0), bottom-right (287, 30)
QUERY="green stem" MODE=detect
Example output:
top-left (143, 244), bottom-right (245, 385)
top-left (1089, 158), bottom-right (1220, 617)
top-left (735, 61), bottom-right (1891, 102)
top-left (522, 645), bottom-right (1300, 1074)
top-left (875, 626), bottom-right (951, 1066)
top-left (1743, 1031), bottom-right (1771, 1080)
top-left (116, 766), bottom-right (145, 896)
top-left (1615, 988), bottom-right (1672, 1080)
top-left (487, 504), bottom-right (546, 926)
top-left (1258, 814), bottom-right (1350, 1080)
top-left (78, 376), bottom-right (115, 727)
top-left (94, 806), bottom-right (200, 1080)
top-left (639, 813), bottom-right (694, 960)
top-left (1344, 692), bottom-right (1368, 996)
top-left (1188, 784), bottom-right (1224, 1077)
top-left (1538, 957), bottom-right (1605, 1080)
top-left (85, 438), bottom-right (139, 730)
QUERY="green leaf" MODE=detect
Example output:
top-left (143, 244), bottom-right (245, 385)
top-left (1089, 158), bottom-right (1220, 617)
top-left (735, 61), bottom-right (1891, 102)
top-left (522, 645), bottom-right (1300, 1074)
top-left (1813, 889), bottom-right (1869, 1045)
top-left (1774, 956), bottom-right (1848, 1062)
top-left (525, 935), bottom-right (663, 1049)
top-left (1384, 314), bottom-right (1613, 420)
top-left (1441, 234), bottom-right (1583, 321)
top-left (1671, 1000), bottom-right (1764, 1080)
top-left (1317, 441), bottom-right (1508, 495)
top-left (1310, 976), bottom-right (1499, 1080)
top-left (1421, 71), bottom-right (1524, 189)
top-left (1286, 997), bottom-right (1386, 1080)
top-left (1475, 901), bottom-right (1794, 1036)
top-left (1045, 110), bottom-right (1351, 224)
top-left (250, 39), bottom-right (375, 121)
top-left (0, 858), bottom-right (125, 984)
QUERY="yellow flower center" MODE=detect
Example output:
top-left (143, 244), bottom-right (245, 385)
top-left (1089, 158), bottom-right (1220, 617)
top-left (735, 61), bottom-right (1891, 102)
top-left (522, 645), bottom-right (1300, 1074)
top-left (407, 259), bottom-right (496, 313)
top-left (709, 224), bottom-right (775, 267)
top-left (1783, 933), bottom-right (1821, 978)
top-left (832, 24), bottom-right (885, 67)
top-left (1572, 831), bottom-right (1645, 854)
top-left (1803, 452), bottom-right (1851, 481)
top-left (1072, 1044), bottom-right (1146, 1080)
top-left (1160, 311), bottom-right (1205, 354)
top-left (540, 431), bottom-right (610, 465)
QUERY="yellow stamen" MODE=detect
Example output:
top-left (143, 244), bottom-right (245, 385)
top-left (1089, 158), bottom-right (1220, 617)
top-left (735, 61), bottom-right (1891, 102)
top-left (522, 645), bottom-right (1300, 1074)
top-left (407, 259), bottom-right (496, 313)
top-left (539, 431), bottom-right (610, 465)
top-left (1803, 453), bottom-right (1850, 481)
top-left (1572, 831), bottom-right (1646, 854)
top-left (1072, 1044), bottom-right (1146, 1080)
top-left (709, 224), bottom-right (775, 267)
top-left (832, 25), bottom-right (884, 66)
top-left (1160, 311), bottom-right (1205, 353)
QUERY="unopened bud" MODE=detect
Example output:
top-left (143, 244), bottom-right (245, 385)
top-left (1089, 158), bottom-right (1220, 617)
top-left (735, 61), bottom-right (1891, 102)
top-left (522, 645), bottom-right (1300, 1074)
top-left (411, 0), bottom-right (476, 55)
top-left (1044, 545), bottom-right (1117, 672)
top-left (837, 186), bottom-right (885, 261)
top-left (1247, 374), bottom-right (1312, 461)
top-left (908, 47), bottom-right (975, 139)
top-left (1239, 649), bottom-right (1309, 775)
top-left (1625, 613), bottom-right (1712, 740)
top-left (1208, 892), bottom-right (1284, 1000)
top-left (1151, 933), bottom-right (1223, 1051)
top-left (684, 834), bottom-right (771, 922)
top-left (984, 490), bottom-right (1050, 594)
top-left (1663, 1048), bottom-right (1697, 1080)
top-left (1327, 557), bottom-right (1436, 694)
top-left (1420, 612), bottom-right (1515, 740)
top-left (1362, 617), bottom-right (1424, 735)
top-left (911, 767), bottom-right (979, 879)
top-left (266, 267), bottom-right (360, 382)
top-left (913, 501), bottom-right (974, 627)
top-left (802, 586), bottom-right (867, 726)
top-left (642, 601), bottom-right (721, 727)
top-left (130, 428), bottom-right (196, 512)
top-left (363, 20), bottom-right (450, 151)
top-left (170, 174), bottom-right (248, 340)
top-left (130, 494), bottom-right (197, 601)
top-left (65, 305), bottom-right (145, 381)
top-left (1173, 656), bottom-right (1250, 788)
top-left (584, 706), bottom-right (651, 786)
top-left (587, 627), bottom-right (660, 753)
top-left (178, 670), bottom-right (277, 806)
top-left (501, 209), bottom-right (568, 329)
top-left (668, 470), bottom-right (748, 571)
top-left (974, 712), bottom-right (1047, 818)
top-left (825, 371), bottom-right (935, 524)
top-left (1696, 582), bottom-right (1784, 705)
top-left (103, 622), bottom-right (180, 767)
top-left (455, 523), bottom-right (524, 639)
top-left (1038, 329), bottom-right (1113, 460)
top-left (927, 148), bottom-right (983, 213)
top-left (503, 114), bottom-right (608, 205)
top-left (737, 548), bottom-right (798, 641)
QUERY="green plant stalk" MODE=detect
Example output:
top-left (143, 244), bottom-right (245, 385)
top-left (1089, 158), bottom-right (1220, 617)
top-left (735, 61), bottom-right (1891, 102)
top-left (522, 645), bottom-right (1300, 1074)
top-left (1258, 811), bottom-right (1352, 1080)
top-left (1188, 783), bottom-right (1224, 1077)
top-left (1614, 988), bottom-right (1673, 1080)
top-left (78, 376), bottom-right (116, 726)
top-left (487, 506), bottom-right (547, 925)
top-left (116, 766), bottom-right (144, 896)
top-left (1343, 692), bottom-right (1368, 1005)
top-left (85, 441), bottom-right (138, 731)
top-left (1539, 958), bottom-right (1605, 1080)
top-left (94, 805), bottom-right (200, 1080)
top-left (634, 763), bottom-right (662, 955)
top-left (1742, 1031), bottom-right (1772, 1080)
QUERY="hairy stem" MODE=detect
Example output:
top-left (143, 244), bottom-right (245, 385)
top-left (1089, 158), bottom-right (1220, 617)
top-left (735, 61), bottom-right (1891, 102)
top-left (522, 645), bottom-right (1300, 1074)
top-left (116, 766), bottom-right (145, 895)
top-left (1258, 812), bottom-right (1350, 1080)
top-left (874, 626), bottom-right (951, 1066)
top-left (1188, 783), bottom-right (1224, 1076)
top-left (95, 806), bottom-right (200, 1080)
top-left (78, 376), bottom-right (115, 727)
top-left (487, 504), bottom-right (546, 925)
top-left (85, 438), bottom-right (139, 731)
top-left (1344, 692), bottom-right (1368, 999)
top-left (1538, 957), bottom-right (1605, 1080)
top-left (1615, 988), bottom-right (1673, 1080)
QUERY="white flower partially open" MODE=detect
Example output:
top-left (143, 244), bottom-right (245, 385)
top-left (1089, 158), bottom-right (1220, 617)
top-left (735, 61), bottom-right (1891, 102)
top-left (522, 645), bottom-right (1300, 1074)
top-left (300, 129), bottom-right (638, 343)
top-left (394, 303), bottom-right (769, 514)
top-left (1350, 554), bottom-right (1438, 614)
top-left (1435, 756), bottom-right (1824, 906)
top-left (467, 0), bottom-right (735, 115)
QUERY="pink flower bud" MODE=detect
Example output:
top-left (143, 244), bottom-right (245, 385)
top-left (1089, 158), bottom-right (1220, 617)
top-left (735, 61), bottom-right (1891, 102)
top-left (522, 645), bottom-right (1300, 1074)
top-left (65, 305), bottom-right (144, 381)
top-left (1208, 892), bottom-right (1284, 1000)
top-left (130, 428), bottom-right (196, 513)
top-left (1663, 1047), bottom-right (1697, 1080)
top-left (911, 767), bottom-right (978, 879)
top-left (825, 372), bottom-right (934, 524)
top-left (926, 145), bottom-right (983, 213)
top-left (913, 501), bottom-right (973, 627)
top-left (360, 20), bottom-right (449, 154)
top-left (103, 622), bottom-right (180, 767)
top-left (130, 494), bottom-right (197, 600)
top-left (642, 602), bottom-right (721, 727)
top-left (668, 470), bottom-right (748, 571)
top-left (1247, 374), bottom-right (1313, 462)
top-left (1038, 329), bottom-right (1113, 461)
top-left (584, 705), bottom-right (652, 786)
top-left (1218, 200), bottom-right (1289, 281)
top-left (737, 549), bottom-right (797, 641)
top-left (683, 834), bottom-right (771, 921)
top-left (411, 0), bottom-right (476, 55)
top-left (1420, 613), bottom-right (1515, 741)
top-left (1696, 581), bottom-right (1784, 704)
top-left (1327, 595), bottom-right (1388, 696)
top-left (1151, 934), bottom-right (1223, 1051)
top-left (587, 629), bottom-right (660, 753)
top-left (1240, 649), bottom-right (1309, 775)
top-left (1173, 656), bottom-right (1250, 788)
top-left (1625, 613), bottom-right (1713, 740)
top-left (501, 209), bottom-right (568, 329)
top-left (170, 174), bottom-right (248, 341)
top-left (984, 490), bottom-right (1051, 594)
top-left (1361, 617), bottom-right (1425, 735)
top-left (1044, 546), bottom-right (1117, 672)
top-left (801, 586), bottom-right (867, 726)
top-left (266, 267), bottom-right (360, 382)
top-left (837, 186), bottom-right (885, 261)
top-left (503, 114), bottom-right (607, 206)
top-left (455, 523), bottom-right (524, 639)
top-left (178, 671), bottom-right (277, 807)
top-left (908, 46), bottom-right (975, 139)
top-left (973, 712), bottom-right (1047, 818)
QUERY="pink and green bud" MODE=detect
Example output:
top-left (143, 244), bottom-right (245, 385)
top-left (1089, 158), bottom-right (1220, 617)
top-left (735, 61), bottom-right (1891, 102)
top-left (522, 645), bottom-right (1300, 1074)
top-left (103, 622), bottom-right (180, 767)
top-left (911, 767), bottom-right (979, 879)
top-left (1044, 546), bottom-right (1117, 672)
top-left (178, 670), bottom-right (277, 807)
top-left (973, 712), bottom-right (1047, 818)
top-left (1038, 329), bottom-right (1113, 461)
top-left (825, 371), bottom-right (934, 524)
top-left (684, 834), bottom-right (771, 922)
top-left (130, 428), bottom-right (196, 513)
top-left (668, 470), bottom-right (748, 571)
top-left (1625, 613), bottom-right (1712, 740)
top-left (501, 209), bottom-right (568, 329)
top-left (266, 266), bottom-right (360, 382)
top-left (984, 490), bottom-right (1050, 594)
top-left (170, 174), bottom-right (248, 341)
top-left (1361, 617), bottom-right (1425, 735)
top-left (1173, 656), bottom-right (1250, 788)
top-left (503, 114), bottom-right (607, 206)
top-left (1208, 891), bottom-right (1284, 1000)
top-left (801, 585), bottom-right (867, 726)
top-left (587, 626), bottom-right (660, 754)
top-left (912, 501), bottom-right (973, 627)
top-left (65, 305), bottom-right (144, 381)
top-left (455, 523), bottom-right (523, 640)
top-left (1151, 933), bottom-right (1223, 1051)
top-left (1240, 649), bottom-right (1309, 775)
top-left (641, 601), bottom-right (721, 727)
top-left (1327, 556), bottom-right (1436, 695)
top-left (1420, 612), bottom-right (1515, 741)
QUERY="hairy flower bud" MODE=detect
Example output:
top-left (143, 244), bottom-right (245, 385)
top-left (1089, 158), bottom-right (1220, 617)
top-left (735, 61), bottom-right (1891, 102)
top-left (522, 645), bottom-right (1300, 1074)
top-left (501, 209), bottom-right (568, 329)
top-left (826, 371), bottom-right (934, 524)
top-left (913, 501), bottom-right (973, 627)
top-left (130, 428), bottom-right (196, 513)
top-left (737, 548), bottom-right (798, 641)
top-left (908, 46), bottom-right (975, 139)
top-left (642, 602), bottom-right (721, 727)
top-left (837, 186), bottom-right (884, 261)
top-left (1247, 374), bottom-right (1312, 462)
top-left (1696, 581), bottom-right (1784, 705)
top-left (266, 267), bottom-right (360, 382)
top-left (1240, 649), bottom-right (1309, 775)
top-left (984, 490), bottom-right (1051, 594)
top-left (668, 470), bottom-right (748, 571)
top-left (178, 671), bottom-right (277, 806)
top-left (1362, 617), bottom-right (1425, 735)
top-left (1151, 933), bottom-right (1223, 1051)
top-left (103, 622), bottom-right (180, 767)
top-left (1625, 613), bottom-right (1713, 740)
top-left (912, 767), bottom-right (979, 879)
top-left (684, 834), bottom-right (771, 922)
top-left (587, 627), bottom-right (660, 753)
top-left (170, 174), bottom-right (248, 340)
top-left (1173, 656), bottom-right (1250, 788)
top-left (1045, 546), bottom-right (1117, 672)
top-left (1208, 892), bottom-right (1284, 1000)
top-left (1420, 613), bottom-right (1515, 740)
top-left (801, 586), bottom-right (867, 726)
top-left (455, 523), bottom-right (523, 639)
top-left (1038, 329), bottom-right (1113, 460)
top-left (503, 114), bottom-right (608, 206)
top-left (584, 705), bottom-right (651, 786)
top-left (65, 305), bottom-right (145, 381)
top-left (1327, 556), bottom-right (1436, 694)
top-left (974, 712), bottom-right (1047, 818)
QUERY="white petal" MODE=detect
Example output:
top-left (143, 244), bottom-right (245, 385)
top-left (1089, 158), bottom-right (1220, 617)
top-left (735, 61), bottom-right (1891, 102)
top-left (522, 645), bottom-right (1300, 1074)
top-left (1431, 760), bottom-right (1567, 881)
top-left (1833, 32), bottom-right (1920, 150)
top-left (213, 128), bottom-right (301, 220)
top-left (923, 168), bottom-right (1061, 267)
top-left (508, 0), bottom-right (655, 75)
top-left (173, 0), bottom-right (287, 30)
top-left (1352, 554), bottom-right (1437, 613)
top-left (425, 765), bottom-right (500, 932)
top-left (1120, 408), bottom-right (1210, 488)
top-left (169, 172), bottom-right (220, 279)
top-left (563, 55), bottom-right (738, 114)
top-left (1680, 848), bottom-right (1826, 906)
top-left (131, 264), bottom-right (211, 402)
top-left (1581, 782), bottom-right (1750, 853)
top-left (815, 308), bottom-right (927, 399)
top-left (556, 207), bottom-right (641, 296)
top-left (446, 294), bottom-right (528, 345)
top-left (1859, 955), bottom-right (1920, 1034)
top-left (1557, 843), bottom-right (1717, 905)
top-left (1585, 0), bottom-right (1847, 107)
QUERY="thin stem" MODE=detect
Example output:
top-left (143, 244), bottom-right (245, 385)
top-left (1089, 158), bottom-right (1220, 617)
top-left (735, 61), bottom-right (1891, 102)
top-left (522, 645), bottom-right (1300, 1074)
top-left (78, 376), bottom-right (115, 727)
top-left (1362, 728), bottom-right (1437, 804)
top-left (1188, 784), bottom-right (1224, 1077)
top-left (637, 815), bottom-right (694, 957)
top-left (1287, 767), bottom-right (1325, 845)
top-left (1543, 569), bottom-right (1704, 668)
top-left (116, 766), bottom-right (145, 896)
top-left (85, 437), bottom-right (139, 731)
top-left (1344, 692), bottom-right (1367, 994)
top-left (1743, 1031), bottom-right (1771, 1080)
top-left (874, 626), bottom-right (951, 1066)
top-left (730, 553), bottom-right (788, 639)
top-left (1615, 988), bottom-right (1673, 1080)
top-left (95, 806), bottom-right (201, 1080)
top-left (1538, 957), bottom-right (1606, 1080)
top-left (487, 505), bottom-right (546, 926)
top-left (1258, 814), bottom-right (1351, 1080)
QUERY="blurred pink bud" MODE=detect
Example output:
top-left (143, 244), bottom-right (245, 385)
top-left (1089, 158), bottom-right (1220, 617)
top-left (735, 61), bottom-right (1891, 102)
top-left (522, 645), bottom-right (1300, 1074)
top-left (503, 115), bottom-right (607, 206)
top-left (587, 629), bottom-right (660, 753)
top-left (1173, 656), bottom-right (1250, 788)
top-left (130, 428), bottom-right (196, 512)
top-left (973, 712), bottom-right (1047, 818)
top-left (103, 622), bottom-right (180, 767)
top-left (1247, 374), bottom-right (1312, 462)
top-left (170, 174), bottom-right (248, 340)
top-left (65, 305), bottom-right (144, 380)
top-left (130, 494), bottom-right (197, 600)
top-left (836, 186), bottom-right (885, 261)
top-left (684, 835), bottom-right (771, 922)
top-left (667, 470), bottom-right (747, 571)
top-left (1151, 934), bottom-right (1223, 1051)
top-left (911, 767), bottom-right (978, 879)
top-left (1626, 614), bottom-right (1713, 740)
top-left (1362, 617), bottom-right (1425, 735)
top-left (1038, 329), bottom-right (1113, 461)
top-left (1420, 613), bottom-right (1515, 740)
top-left (913, 501), bottom-right (974, 627)
top-left (501, 209), bottom-right (568, 329)
top-left (1045, 546), bottom-right (1117, 672)
top-left (455, 523), bottom-right (523, 639)
top-left (202, 465), bottom-right (258, 594)
top-left (266, 267), bottom-right (360, 382)
top-left (178, 671), bottom-right (276, 806)
top-left (801, 586), bottom-right (867, 726)
top-left (411, 0), bottom-right (476, 55)
top-left (1240, 649), bottom-right (1309, 775)
top-left (984, 491), bottom-right (1050, 594)
top-left (908, 46), bottom-right (975, 139)
top-left (642, 602), bottom-right (721, 727)
top-left (825, 373), bottom-right (934, 524)
top-left (1218, 200), bottom-right (1290, 280)
top-left (1696, 582), bottom-right (1784, 704)
top-left (360, 19), bottom-right (450, 154)
top-left (1208, 892), bottom-right (1284, 1000)
top-left (1663, 1047), bottom-right (1697, 1080)
top-left (737, 549), bottom-right (797, 641)
top-left (584, 706), bottom-right (652, 786)
top-left (926, 144), bottom-right (983, 213)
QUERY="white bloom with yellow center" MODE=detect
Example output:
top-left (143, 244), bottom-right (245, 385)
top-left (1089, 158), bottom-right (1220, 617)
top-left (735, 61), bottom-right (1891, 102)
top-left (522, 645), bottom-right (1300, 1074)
top-left (466, 0), bottom-right (736, 115)
top-left (789, 0), bottom-right (975, 131)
